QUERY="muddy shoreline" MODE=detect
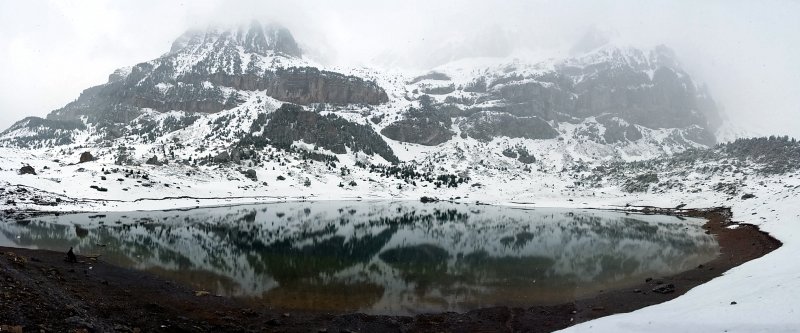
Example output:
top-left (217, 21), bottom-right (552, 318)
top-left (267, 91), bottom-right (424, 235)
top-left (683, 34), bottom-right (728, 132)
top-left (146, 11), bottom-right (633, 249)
top-left (0, 207), bottom-right (782, 332)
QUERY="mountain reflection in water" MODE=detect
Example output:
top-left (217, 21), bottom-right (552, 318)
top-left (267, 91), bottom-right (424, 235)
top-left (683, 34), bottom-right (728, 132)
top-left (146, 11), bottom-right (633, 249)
top-left (0, 201), bottom-right (719, 315)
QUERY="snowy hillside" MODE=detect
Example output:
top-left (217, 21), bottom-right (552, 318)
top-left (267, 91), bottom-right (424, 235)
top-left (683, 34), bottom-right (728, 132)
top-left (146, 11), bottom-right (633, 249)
top-left (0, 24), bottom-right (724, 196)
top-left (0, 21), bottom-right (782, 217)
top-left (0, 20), bottom-right (799, 332)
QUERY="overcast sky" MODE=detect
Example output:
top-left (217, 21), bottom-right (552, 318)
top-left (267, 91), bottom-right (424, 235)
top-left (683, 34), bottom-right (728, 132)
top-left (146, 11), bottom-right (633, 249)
top-left (1, 0), bottom-right (798, 138)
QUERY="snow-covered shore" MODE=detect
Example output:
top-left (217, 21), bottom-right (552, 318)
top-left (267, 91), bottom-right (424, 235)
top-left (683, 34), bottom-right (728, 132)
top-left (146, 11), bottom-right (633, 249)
top-left (559, 180), bottom-right (800, 332)
top-left (2, 145), bottom-right (799, 332)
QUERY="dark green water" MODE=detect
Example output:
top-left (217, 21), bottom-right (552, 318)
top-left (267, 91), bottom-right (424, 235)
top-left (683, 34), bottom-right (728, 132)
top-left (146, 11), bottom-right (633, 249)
top-left (0, 201), bottom-right (718, 314)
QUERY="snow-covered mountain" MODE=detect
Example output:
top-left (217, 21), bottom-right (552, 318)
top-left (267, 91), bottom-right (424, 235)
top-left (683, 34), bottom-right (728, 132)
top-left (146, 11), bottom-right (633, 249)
top-left (3, 21), bottom-right (800, 333)
top-left (0, 21), bottom-right (735, 202)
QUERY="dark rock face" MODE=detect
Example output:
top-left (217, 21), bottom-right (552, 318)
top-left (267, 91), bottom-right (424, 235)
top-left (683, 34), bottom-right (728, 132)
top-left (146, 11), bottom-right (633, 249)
top-left (242, 169), bottom-right (258, 181)
top-left (47, 67), bottom-right (387, 127)
top-left (459, 112), bottom-right (559, 141)
top-left (408, 72), bottom-right (451, 84)
top-left (202, 67), bottom-right (388, 105)
top-left (43, 22), bottom-right (387, 128)
top-left (19, 166), bottom-right (36, 175)
top-left (517, 148), bottom-right (536, 164)
top-left (380, 95), bottom-right (454, 146)
top-left (213, 151), bottom-right (231, 164)
top-left (682, 126), bottom-right (716, 147)
top-left (2, 34), bottom-right (721, 156)
top-left (381, 118), bottom-right (453, 146)
top-left (502, 147), bottom-right (536, 164)
top-left (502, 148), bottom-right (518, 159)
top-left (422, 84), bottom-right (456, 95)
top-left (409, 45), bottom-right (720, 146)
top-left (518, 153), bottom-right (536, 164)
top-left (79, 152), bottom-right (94, 163)
top-left (596, 115), bottom-right (643, 143)
top-left (551, 47), bottom-right (719, 132)
top-left (243, 104), bottom-right (399, 164)
top-left (463, 77), bottom-right (488, 93)
top-left (494, 65), bottom-right (707, 131)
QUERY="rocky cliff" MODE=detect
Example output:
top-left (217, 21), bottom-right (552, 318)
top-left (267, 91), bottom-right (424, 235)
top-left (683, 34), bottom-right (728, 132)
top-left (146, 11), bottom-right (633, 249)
top-left (1, 24), bottom-right (724, 170)
top-left (41, 21), bottom-right (387, 129)
top-left (388, 43), bottom-right (720, 146)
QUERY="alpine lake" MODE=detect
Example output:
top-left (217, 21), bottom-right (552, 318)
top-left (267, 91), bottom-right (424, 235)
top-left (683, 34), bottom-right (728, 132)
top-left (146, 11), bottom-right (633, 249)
top-left (0, 201), bottom-right (719, 315)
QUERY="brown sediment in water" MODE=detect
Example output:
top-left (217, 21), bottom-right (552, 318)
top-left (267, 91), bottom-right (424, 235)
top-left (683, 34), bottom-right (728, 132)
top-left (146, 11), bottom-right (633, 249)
top-left (0, 207), bottom-right (782, 333)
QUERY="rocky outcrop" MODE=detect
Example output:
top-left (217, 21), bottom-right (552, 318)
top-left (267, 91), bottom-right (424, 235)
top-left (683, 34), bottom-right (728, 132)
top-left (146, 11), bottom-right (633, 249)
top-left (243, 104), bottom-right (399, 163)
top-left (408, 72), bottom-right (451, 84)
top-left (380, 95), bottom-right (454, 146)
top-left (79, 152), bottom-right (94, 163)
top-left (381, 118), bottom-right (454, 146)
top-left (407, 45), bottom-right (720, 145)
top-left (145, 156), bottom-right (160, 166)
top-left (682, 126), bottom-right (716, 147)
top-left (48, 67), bottom-right (387, 125)
top-left (421, 84), bottom-right (456, 95)
top-left (459, 112), bottom-right (559, 141)
top-left (201, 67), bottom-right (388, 105)
top-left (44, 22), bottom-right (387, 127)
top-left (494, 80), bottom-right (575, 120)
top-left (596, 115), bottom-right (643, 143)
top-left (2, 30), bottom-right (722, 157)
top-left (46, 68), bottom-right (235, 124)
top-left (213, 151), bottom-right (231, 164)
top-left (571, 65), bottom-right (714, 130)
top-left (485, 59), bottom-right (717, 133)
top-left (241, 169), bottom-right (258, 181)
top-left (19, 166), bottom-right (36, 175)
top-left (502, 147), bottom-right (537, 164)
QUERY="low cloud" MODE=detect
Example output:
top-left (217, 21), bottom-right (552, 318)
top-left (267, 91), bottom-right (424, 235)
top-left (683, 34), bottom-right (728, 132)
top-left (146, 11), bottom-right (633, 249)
top-left (1, 0), bottom-right (798, 137)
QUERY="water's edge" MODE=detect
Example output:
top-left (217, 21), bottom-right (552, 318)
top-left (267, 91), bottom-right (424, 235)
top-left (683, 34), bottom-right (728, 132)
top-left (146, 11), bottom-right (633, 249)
top-left (0, 205), bottom-right (782, 333)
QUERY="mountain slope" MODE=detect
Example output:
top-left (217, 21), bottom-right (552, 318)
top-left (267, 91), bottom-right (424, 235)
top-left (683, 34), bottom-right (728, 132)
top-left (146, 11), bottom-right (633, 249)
top-left (0, 22), bottom-right (725, 189)
top-left (27, 22), bottom-right (387, 138)
top-left (381, 44), bottom-right (719, 148)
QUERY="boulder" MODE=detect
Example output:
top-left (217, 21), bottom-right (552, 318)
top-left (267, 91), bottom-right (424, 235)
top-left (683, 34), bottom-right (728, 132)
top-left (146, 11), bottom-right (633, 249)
top-left (231, 149), bottom-right (242, 164)
top-left (652, 283), bottom-right (675, 294)
top-left (518, 154), bottom-right (536, 164)
top-left (145, 156), bottom-right (160, 166)
top-left (79, 152), bottom-right (94, 163)
top-left (213, 151), bottom-right (230, 163)
top-left (502, 148), bottom-right (518, 159)
top-left (242, 169), bottom-right (257, 181)
top-left (19, 165), bottom-right (36, 175)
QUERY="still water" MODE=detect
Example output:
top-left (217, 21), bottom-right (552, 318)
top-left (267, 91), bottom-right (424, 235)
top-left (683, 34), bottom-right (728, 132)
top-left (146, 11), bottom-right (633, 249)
top-left (0, 201), bottom-right (718, 314)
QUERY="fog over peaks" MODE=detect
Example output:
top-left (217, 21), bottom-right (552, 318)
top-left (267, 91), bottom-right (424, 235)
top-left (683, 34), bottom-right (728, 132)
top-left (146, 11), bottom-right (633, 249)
top-left (0, 0), bottom-right (798, 137)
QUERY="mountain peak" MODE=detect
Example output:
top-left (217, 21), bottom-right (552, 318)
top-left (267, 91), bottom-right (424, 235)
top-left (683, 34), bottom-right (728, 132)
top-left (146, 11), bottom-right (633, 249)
top-left (169, 21), bottom-right (302, 58)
